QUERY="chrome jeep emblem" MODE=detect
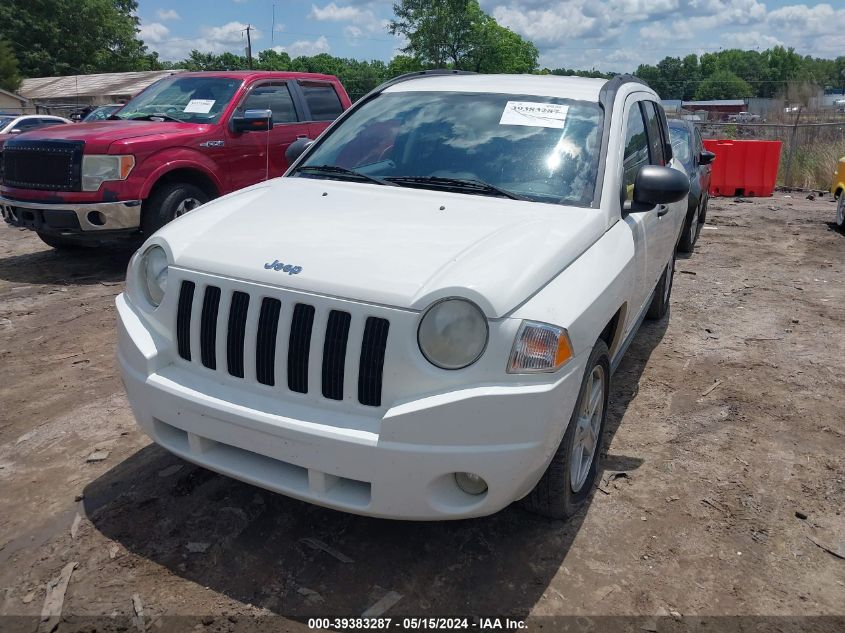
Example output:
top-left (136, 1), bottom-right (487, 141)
top-left (264, 260), bottom-right (302, 275)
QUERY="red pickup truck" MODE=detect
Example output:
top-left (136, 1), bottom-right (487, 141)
top-left (0, 71), bottom-right (351, 248)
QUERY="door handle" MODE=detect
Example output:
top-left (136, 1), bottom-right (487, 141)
top-left (657, 204), bottom-right (670, 217)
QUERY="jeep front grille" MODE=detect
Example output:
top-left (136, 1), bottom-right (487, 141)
top-left (176, 281), bottom-right (390, 407)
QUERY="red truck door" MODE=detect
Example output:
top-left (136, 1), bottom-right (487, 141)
top-left (225, 81), bottom-right (309, 192)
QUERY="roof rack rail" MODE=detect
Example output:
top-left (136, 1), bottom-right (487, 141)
top-left (361, 69), bottom-right (476, 101)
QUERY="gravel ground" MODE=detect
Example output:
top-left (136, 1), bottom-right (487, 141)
top-left (0, 194), bottom-right (843, 632)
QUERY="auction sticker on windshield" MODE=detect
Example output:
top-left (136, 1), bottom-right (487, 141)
top-left (184, 99), bottom-right (215, 114)
top-left (499, 101), bottom-right (569, 128)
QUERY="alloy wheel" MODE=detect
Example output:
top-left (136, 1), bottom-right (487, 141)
top-left (570, 364), bottom-right (605, 493)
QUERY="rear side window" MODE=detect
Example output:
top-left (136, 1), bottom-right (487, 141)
top-left (643, 101), bottom-right (666, 166)
top-left (300, 82), bottom-right (343, 121)
top-left (240, 83), bottom-right (298, 124)
top-left (623, 102), bottom-right (649, 201)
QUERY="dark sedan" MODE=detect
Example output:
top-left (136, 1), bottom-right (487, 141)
top-left (668, 119), bottom-right (715, 253)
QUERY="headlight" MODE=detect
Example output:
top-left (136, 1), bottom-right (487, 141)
top-left (81, 154), bottom-right (135, 191)
top-left (418, 298), bottom-right (488, 370)
top-left (140, 245), bottom-right (169, 307)
top-left (507, 321), bottom-right (573, 373)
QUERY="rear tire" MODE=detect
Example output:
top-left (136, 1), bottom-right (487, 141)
top-left (677, 199), bottom-right (701, 253)
top-left (36, 231), bottom-right (87, 250)
top-left (141, 182), bottom-right (209, 236)
top-left (698, 194), bottom-right (709, 225)
top-left (523, 340), bottom-right (610, 520)
top-left (646, 253), bottom-right (674, 320)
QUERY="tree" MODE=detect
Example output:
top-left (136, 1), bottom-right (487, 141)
top-left (0, 0), bottom-right (159, 77)
top-left (467, 16), bottom-right (538, 74)
top-left (389, 0), bottom-right (536, 73)
top-left (694, 70), bottom-right (754, 100)
top-left (0, 37), bottom-right (22, 92)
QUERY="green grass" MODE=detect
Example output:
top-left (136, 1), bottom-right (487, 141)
top-left (778, 141), bottom-right (844, 190)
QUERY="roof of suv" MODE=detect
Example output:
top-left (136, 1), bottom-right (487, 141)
top-left (383, 74), bottom-right (609, 101)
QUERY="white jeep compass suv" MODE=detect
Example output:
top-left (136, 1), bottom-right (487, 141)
top-left (117, 72), bottom-right (688, 520)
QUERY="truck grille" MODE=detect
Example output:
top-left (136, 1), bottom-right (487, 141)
top-left (1, 140), bottom-right (84, 191)
top-left (176, 281), bottom-right (390, 407)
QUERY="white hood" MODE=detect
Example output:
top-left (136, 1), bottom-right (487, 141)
top-left (159, 178), bottom-right (606, 317)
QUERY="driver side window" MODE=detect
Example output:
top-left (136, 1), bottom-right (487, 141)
top-left (623, 102), bottom-right (649, 202)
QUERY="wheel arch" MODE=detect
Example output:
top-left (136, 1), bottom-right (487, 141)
top-left (143, 167), bottom-right (221, 202)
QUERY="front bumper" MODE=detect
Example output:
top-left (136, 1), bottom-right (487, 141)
top-left (117, 294), bottom-right (587, 520)
top-left (0, 195), bottom-right (142, 233)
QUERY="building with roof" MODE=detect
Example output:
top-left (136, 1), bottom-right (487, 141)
top-left (18, 70), bottom-right (184, 115)
top-left (0, 87), bottom-right (30, 114)
top-left (680, 99), bottom-right (746, 120)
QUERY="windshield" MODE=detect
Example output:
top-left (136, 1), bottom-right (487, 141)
top-left (83, 105), bottom-right (121, 122)
top-left (114, 76), bottom-right (243, 124)
top-left (295, 91), bottom-right (604, 206)
top-left (668, 125), bottom-right (692, 169)
top-left (0, 115), bottom-right (15, 129)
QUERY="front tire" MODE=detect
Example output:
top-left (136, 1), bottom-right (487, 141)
top-left (141, 182), bottom-right (209, 236)
top-left (646, 253), bottom-right (675, 320)
top-left (836, 194), bottom-right (845, 229)
top-left (523, 340), bottom-right (610, 520)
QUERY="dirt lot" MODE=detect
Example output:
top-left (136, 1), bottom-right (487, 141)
top-left (0, 194), bottom-right (843, 632)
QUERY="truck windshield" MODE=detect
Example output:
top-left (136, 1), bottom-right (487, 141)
top-left (295, 91), bottom-right (604, 206)
top-left (114, 76), bottom-right (243, 124)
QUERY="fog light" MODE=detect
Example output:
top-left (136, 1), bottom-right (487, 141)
top-left (455, 472), bottom-right (487, 496)
top-left (87, 210), bottom-right (106, 226)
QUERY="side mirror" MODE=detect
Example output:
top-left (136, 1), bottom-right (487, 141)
top-left (626, 165), bottom-right (690, 212)
top-left (9, 128), bottom-right (21, 134)
top-left (285, 137), bottom-right (313, 164)
top-left (699, 150), bottom-right (716, 166)
top-left (231, 109), bottom-right (273, 133)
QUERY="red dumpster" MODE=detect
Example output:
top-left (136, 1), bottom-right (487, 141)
top-left (702, 139), bottom-right (782, 197)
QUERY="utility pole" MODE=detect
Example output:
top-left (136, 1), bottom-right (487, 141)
top-left (244, 24), bottom-right (254, 69)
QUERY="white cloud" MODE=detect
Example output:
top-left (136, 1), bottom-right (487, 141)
top-left (155, 9), bottom-right (180, 21)
top-left (721, 31), bottom-right (784, 49)
top-left (309, 2), bottom-right (366, 21)
top-left (308, 2), bottom-right (387, 38)
top-left (274, 36), bottom-right (331, 57)
top-left (139, 22), bottom-right (170, 44)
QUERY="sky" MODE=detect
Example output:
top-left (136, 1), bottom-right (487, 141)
top-left (136, 1), bottom-right (845, 72)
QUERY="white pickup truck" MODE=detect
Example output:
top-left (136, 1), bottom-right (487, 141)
top-left (117, 72), bottom-right (689, 520)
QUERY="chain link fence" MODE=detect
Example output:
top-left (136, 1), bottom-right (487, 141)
top-left (692, 118), bottom-right (845, 191)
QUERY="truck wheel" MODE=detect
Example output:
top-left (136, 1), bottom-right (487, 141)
top-left (678, 199), bottom-right (701, 253)
top-left (646, 254), bottom-right (674, 320)
top-left (698, 194), bottom-right (709, 225)
top-left (836, 194), bottom-right (845, 229)
top-left (523, 340), bottom-right (610, 520)
top-left (37, 231), bottom-right (87, 250)
top-left (141, 182), bottom-right (209, 235)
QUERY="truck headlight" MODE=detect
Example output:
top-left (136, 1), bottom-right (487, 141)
top-left (81, 155), bottom-right (135, 191)
top-left (140, 245), bottom-right (169, 307)
top-left (507, 321), bottom-right (573, 373)
top-left (418, 298), bottom-right (488, 370)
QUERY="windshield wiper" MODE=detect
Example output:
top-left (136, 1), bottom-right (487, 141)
top-left (126, 113), bottom-right (183, 123)
top-left (295, 164), bottom-right (397, 187)
top-left (385, 176), bottom-right (526, 200)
